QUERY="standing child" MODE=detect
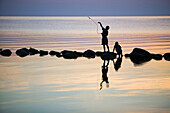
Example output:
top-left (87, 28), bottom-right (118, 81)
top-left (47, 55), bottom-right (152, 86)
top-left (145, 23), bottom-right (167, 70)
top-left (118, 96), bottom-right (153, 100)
top-left (98, 22), bottom-right (110, 52)
top-left (113, 42), bottom-right (123, 58)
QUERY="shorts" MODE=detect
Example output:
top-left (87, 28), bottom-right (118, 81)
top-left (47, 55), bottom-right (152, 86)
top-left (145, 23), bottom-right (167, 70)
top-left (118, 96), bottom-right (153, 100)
top-left (102, 37), bottom-right (108, 45)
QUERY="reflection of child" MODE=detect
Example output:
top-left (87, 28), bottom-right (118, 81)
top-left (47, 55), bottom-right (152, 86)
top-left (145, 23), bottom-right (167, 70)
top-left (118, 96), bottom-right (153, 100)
top-left (100, 60), bottom-right (109, 90)
top-left (113, 42), bottom-right (123, 57)
top-left (98, 22), bottom-right (110, 52)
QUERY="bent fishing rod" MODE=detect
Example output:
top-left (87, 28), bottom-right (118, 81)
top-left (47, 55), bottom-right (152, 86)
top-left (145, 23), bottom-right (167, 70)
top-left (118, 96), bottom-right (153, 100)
top-left (88, 16), bottom-right (101, 34)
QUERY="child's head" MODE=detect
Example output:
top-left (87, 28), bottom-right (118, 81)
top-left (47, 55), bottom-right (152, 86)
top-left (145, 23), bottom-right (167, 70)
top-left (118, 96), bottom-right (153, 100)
top-left (106, 26), bottom-right (110, 30)
top-left (115, 42), bottom-right (119, 45)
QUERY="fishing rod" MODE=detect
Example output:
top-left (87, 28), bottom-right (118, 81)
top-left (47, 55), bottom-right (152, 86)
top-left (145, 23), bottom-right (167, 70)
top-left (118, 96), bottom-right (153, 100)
top-left (88, 16), bottom-right (100, 34)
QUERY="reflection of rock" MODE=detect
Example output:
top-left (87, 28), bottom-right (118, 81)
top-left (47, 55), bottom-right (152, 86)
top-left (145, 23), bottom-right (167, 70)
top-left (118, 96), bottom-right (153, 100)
top-left (151, 54), bottom-right (162, 60)
top-left (163, 53), bottom-right (170, 61)
top-left (16, 48), bottom-right (29, 57)
top-left (130, 48), bottom-right (152, 65)
top-left (39, 50), bottom-right (48, 56)
top-left (83, 50), bottom-right (95, 58)
top-left (101, 52), bottom-right (116, 60)
top-left (29, 48), bottom-right (39, 55)
top-left (63, 52), bottom-right (79, 59)
top-left (0, 49), bottom-right (12, 57)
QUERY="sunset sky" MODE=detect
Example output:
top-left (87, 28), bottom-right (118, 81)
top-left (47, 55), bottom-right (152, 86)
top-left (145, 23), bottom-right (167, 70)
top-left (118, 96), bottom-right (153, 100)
top-left (0, 0), bottom-right (170, 16)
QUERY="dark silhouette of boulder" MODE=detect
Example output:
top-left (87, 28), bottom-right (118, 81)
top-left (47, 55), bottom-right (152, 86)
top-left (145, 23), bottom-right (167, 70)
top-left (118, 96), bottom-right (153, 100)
top-left (96, 51), bottom-right (103, 56)
top-left (151, 54), bottom-right (162, 60)
top-left (0, 49), bottom-right (12, 57)
top-left (74, 51), bottom-right (83, 57)
top-left (16, 48), bottom-right (29, 57)
top-left (100, 52), bottom-right (116, 60)
top-left (39, 50), bottom-right (48, 56)
top-left (129, 48), bottom-right (152, 65)
top-left (63, 52), bottom-right (79, 59)
top-left (163, 53), bottom-right (170, 61)
top-left (0, 48), bottom-right (2, 52)
top-left (61, 50), bottom-right (74, 55)
top-left (29, 48), bottom-right (39, 55)
top-left (125, 54), bottom-right (130, 58)
top-left (83, 49), bottom-right (95, 58)
top-left (49, 51), bottom-right (60, 56)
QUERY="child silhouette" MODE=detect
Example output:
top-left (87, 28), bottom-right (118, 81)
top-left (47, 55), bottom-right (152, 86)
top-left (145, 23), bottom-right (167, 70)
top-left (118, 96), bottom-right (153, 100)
top-left (98, 22), bottom-right (110, 52)
top-left (113, 42), bottom-right (123, 58)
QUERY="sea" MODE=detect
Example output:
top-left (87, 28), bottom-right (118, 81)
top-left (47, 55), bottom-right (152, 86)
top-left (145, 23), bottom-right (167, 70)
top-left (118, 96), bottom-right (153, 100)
top-left (0, 16), bottom-right (170, 113)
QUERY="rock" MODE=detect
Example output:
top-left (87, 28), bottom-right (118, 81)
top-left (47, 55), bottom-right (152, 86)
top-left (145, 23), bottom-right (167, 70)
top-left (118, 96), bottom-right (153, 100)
top-left (0, 49), bottom-right (12, 56)
top-left (74, 51), bottom-right (83, 57)
top-left (61, 50), bottom-right (74, 55)
top-left (83, 49), bottom-right (95, 58)
top-left (0, 48), bottom-right (2, 52)
top-left (16, 48), bottom-right (29, 57)
top-left (63, 52), bottom-right (79, 59)
top-left (49, 51), bottom-right (60, 56)
top-left (96, 51), bottom-right (103, 56)
top-left (151, 54), bottom-right (162, 60)
top-left (163, 53), bottom-right (170, 61)
top-left (125, 54), bottom-right (130, 58)
top-left (29, 48), bottom-right (39, 55)
top-left (100, 52), bottom-right (116, 60)
top-left (39, 50), bottom-right (48, 56)
top-left (129, 48), bottom-right (152, 65)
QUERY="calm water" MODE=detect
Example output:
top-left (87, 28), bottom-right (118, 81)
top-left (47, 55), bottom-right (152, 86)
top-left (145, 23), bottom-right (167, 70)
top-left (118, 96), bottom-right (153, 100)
top-left (0, 16), bottom-right (170, 113)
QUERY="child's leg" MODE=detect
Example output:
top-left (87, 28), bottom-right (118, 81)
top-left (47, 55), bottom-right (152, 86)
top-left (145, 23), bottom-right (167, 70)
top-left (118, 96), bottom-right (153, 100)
top-left (106, 45), bottom-right (110, 52)
top-left (103, 45), bottom-right (106, 52)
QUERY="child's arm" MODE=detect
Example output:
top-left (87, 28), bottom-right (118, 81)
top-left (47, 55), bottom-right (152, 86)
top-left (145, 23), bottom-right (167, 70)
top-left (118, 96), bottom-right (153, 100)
top-left (98, 22), bottom-right (104, 29)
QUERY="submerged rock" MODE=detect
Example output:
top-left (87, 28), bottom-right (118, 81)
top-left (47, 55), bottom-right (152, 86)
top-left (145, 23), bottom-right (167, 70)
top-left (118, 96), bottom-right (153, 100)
top-left (83, 49), bottom-right (95, 58)
top-left (39, 50), bottom-right (48, 56)
top-left (16, 48), bottom-right (29, 57)
top-left (29, 48), bottom-right (39, 55)
top-left (0, 49), bottom-right (12, 57)
top-left (163, 53), bottom-right (170, 61)
top-left (100, 52), bottom-right (116, 60)
top-left (151, 54), bottom-right (162, 60)
top-left (129, 48), bottom-right (152, 65)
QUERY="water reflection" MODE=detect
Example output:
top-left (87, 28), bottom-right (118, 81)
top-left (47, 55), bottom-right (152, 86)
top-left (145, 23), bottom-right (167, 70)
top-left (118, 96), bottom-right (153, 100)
top-left (113, 56), bottom-right (123, 71)
top-left (100, 60), bottom-right (109, 90)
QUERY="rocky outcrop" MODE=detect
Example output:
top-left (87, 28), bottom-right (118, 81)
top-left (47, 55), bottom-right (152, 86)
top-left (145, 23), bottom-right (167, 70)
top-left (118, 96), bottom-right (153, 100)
top-left (49, 51), bottom-right (61, 57)
top-left (0, 49), bottom-right (12, 56)
top-left (63, 52), bottom-right (79, 59)
top-left (16, 48), bottom-right (29, 57)
top-left (83, 49), bottom-right (95, 58)
top-left (100, 52), bottom-right (116, 60)
top-left (39, 50), bottom-right (48, 56)
top-left (29, 48), bottom-right (39, 55)
top-left (151, 54), bottom-right (162, 60)
top-left (163, 53), bottom-right (170, 61)
top-left (129, 48), bottom-right (152, 65)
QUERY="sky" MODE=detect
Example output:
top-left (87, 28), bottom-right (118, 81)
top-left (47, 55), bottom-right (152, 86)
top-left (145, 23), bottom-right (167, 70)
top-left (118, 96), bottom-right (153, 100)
top-left (0, 0), bottom-right (170, 16)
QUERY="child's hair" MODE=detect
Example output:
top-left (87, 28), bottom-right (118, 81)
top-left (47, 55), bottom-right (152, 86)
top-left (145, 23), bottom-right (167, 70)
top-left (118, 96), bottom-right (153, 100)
top-left (115, 42), bottom-right (119, 45)
top-left (106, 26), bottom-right (110, 30)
